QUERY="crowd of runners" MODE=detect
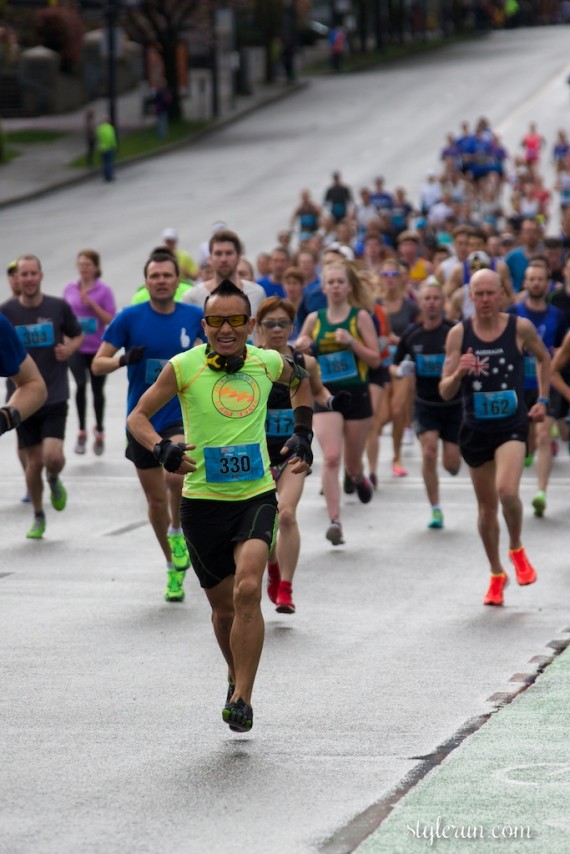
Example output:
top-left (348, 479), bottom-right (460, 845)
top-left (4, 115), bottom-right (570, 732)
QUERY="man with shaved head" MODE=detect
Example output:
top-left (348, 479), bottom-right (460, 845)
top-left (440, 269), bottom-right (550, 607)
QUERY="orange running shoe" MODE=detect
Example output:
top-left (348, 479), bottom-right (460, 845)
top-left (509, 547), bottom-right (537, 585)
top-left (392, 462), bottom-right (408, 477)
top-left (483, 572), bottom-right (509, 606)
top-left (276, 580), bottom-right (295, 614)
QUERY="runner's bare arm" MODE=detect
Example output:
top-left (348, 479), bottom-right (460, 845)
top-left (551, 331), bottom-right (570, 402)
top-left (439, 323), bottom-right (470, 400)
top-left (127, 364), bottom-right (196, 472)
top-left (4, 355), bottom-right (47, 422)
top-left (517, 317), bottom-right (551, 403)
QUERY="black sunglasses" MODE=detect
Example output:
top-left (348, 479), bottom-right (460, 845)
top-left (260, 319), bottom-right (292, 329)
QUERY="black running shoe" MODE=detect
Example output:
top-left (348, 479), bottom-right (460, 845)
top-left (223, 698), bottom-right (253, 733)
top-left (356, 476), bottom-right (373, 504)
top-left (343, 470), bottom-right (355, 494)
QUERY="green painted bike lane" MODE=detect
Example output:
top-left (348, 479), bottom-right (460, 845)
top-left (357, 647), bottom-right (570, 852)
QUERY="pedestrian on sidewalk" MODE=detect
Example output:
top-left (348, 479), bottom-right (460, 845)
top-left (328, 24), bottom-right (347, 73)
top-left (96, 116), bottom-right (117, 182)
top-left (153, 77), bottom-right (171, 140)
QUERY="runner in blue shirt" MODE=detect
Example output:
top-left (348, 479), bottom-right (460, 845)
top-left (93, 247), bottom-right (205, 603)
top-left (509, 258), bottom-right (567, 517)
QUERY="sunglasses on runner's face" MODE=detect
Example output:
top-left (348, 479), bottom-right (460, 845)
top-left (260, 319), bottom-right (292, 329)
top-left (381, 270), bottom-right (400, 277)
top-left (204, 314), bottom-right (249, 328)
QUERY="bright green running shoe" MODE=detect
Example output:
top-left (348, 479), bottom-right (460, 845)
top-left (26, 516), bottom-right (46, 539)
top-left (164, 569), bottom-right (185, 602)
top-left (49, 479), bottom-right (67, 511)
top-left (428, 508), bottom-right (444, 529)
top-left (223, 698), bottom-right (253, 733)
top-left (524, 454), bottom-right (534, 468)
top-left (532, 491), bottom-right (546, 518)
top-left (167, 533), bottom-right (190, 570)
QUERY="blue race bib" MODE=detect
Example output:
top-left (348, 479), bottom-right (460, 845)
top-left (383, 344), bottom-right (397, 367)
top-left (78, 317), bottom-right (97, 335)
top-left (318, 350), bottom-right (358, 383)
top-left (203, 444), bottom-right (264, 482)
top-left (145, 358), bottom-right (168, 384)
top-left (473, 390), bottom-right (517, 420)
top-left (265, 409), bottom-right (295, 438)
top-left (15, 322), bottom-right (54, 348)
top-left (416, 353), bottom-right (445, 377)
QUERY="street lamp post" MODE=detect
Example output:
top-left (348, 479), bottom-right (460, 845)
top-left (211, 17), bottom-right (219, 117)
top-left (105, 0), bottom-right (119, 130)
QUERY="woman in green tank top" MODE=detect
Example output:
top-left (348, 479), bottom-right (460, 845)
top-left (296, 260), bottom-right (380, 546)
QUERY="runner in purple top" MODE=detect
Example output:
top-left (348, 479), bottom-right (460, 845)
top-left (63, 249), bottom-right (116, 456)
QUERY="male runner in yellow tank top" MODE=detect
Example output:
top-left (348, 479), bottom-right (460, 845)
top-left (127, 280), bottom-right (313, 733)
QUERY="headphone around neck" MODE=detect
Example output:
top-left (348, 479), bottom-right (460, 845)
top-left (205, 344), bottom-right (246, 374)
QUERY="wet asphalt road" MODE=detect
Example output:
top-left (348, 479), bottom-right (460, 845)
top-left (2, 26), bottom-right (570, 853)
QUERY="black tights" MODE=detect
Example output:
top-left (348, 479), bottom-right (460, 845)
top-left (68, 352), bottom-right (107, 432)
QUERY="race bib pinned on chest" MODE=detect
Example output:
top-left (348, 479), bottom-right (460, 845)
top-left (416, 353), bottom-right (445, 377)
top-left (383, 344), bottom-right (397, 367)
top-left (265, 409), bottom-right (295, 438)
top-left (145, 358), bottom-right (168, 384)
top-left (318, 350), bottom-right (358, 383)
top-left (15, 322), bottom-right (54, 348)
top-left (203, 443), bottom-right (264, 482)
top-left (473, 390), bottom-right (518, 419)
top-left (78, 317), bottom-right (97, 335)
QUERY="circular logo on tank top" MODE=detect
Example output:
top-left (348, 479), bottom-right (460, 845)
top-left (212, 373), bottom-right (260, 418)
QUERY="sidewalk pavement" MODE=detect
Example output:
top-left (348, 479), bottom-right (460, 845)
top-left (0, 78), bottom-right (308, 210)
top-left (340, 641), bottom-right (570, 853)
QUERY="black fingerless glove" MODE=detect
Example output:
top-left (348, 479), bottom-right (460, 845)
top-left (282, 427), bottom-right (313, 466)
top-left (327, 390), bottom-right (352, 413)
top-left (119, 346), bottom-right (145, 367)
top-left (152, 438), bottom-right (187, 473)
top-left (0, 406), bottom-right (21, 436)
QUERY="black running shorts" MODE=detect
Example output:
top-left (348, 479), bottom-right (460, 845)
top-left (313, 383), bottom-right (372, 420)
top-left (180, 490), bottom-right (278, 589)
top-left (413, 400), bottom-right (462, 444)
top-left (459, 422), bottom-right (528, 468)
top-left (368, 365), bottom-right (390, 388)
top-left (16, 401), bottom-right (68, 449)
